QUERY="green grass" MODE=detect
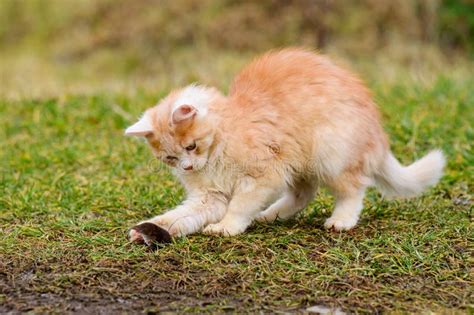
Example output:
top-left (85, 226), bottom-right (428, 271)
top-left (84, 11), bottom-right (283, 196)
top-left (0, 74), bottom-right (472, 313)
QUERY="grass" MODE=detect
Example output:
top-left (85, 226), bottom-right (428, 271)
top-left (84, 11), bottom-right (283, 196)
top-left (0, 64), bottom-right (473, 313)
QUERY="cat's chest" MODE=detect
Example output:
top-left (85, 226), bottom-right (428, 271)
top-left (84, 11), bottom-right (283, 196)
top-left (180, 168), bottom-right (235, 195)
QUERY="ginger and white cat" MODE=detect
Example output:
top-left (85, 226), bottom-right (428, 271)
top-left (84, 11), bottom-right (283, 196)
top-left (125, 48), bottom-right (445, 241)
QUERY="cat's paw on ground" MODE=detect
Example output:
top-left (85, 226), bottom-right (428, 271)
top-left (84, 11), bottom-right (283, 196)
top-left (203, 222), bottom-right (245, 236)
top-left (254, 211), bottom-right (278, 223)
top-left (324, 216), bottom-right (358, 231)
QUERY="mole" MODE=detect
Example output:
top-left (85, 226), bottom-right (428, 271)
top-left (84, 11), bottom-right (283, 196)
top-left (130, 222), bottom-right (172, 250)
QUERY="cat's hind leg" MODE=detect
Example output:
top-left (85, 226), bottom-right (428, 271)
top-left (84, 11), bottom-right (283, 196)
top-left (324, 179), bottom-right (367, 231)
top-left (256, 181), bottom-right (316, 222)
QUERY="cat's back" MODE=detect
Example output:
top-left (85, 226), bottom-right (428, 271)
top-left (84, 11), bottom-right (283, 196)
top-left (225, 47), bottom-right (379, 130)
top-left (219, 48), bottom-right (382, 166)
top-left (230, 48), bottom-right (357, 100)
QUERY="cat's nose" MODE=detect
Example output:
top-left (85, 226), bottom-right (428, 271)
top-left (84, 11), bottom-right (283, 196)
top-left (183, 165), bottom-right (193, 171)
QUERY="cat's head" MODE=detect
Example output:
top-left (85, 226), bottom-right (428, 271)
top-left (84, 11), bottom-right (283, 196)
top-left (125, 85), bottom-right (223, 172)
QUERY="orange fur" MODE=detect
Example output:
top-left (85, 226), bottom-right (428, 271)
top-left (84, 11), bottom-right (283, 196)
top-left (126, 48), bottom-right (445, 239)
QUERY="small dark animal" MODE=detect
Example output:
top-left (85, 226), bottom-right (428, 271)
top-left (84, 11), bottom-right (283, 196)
top-left (130, 222), bottom-right (172, 250)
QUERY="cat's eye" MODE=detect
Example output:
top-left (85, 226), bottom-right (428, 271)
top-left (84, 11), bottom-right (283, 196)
top-left (166, 156), bottom-right (178, 161)
top-left (185, 143), bottom-right (196, 151)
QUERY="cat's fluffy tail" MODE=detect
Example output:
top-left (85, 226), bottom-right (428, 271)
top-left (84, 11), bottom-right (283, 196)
top-left (374, 150), bottom-right (446, 198)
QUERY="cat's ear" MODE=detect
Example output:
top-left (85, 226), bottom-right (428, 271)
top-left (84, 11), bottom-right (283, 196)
top-left (125, 114), bottom-right (153, 137)
top-left (172, 104), bottom-right (197, 125)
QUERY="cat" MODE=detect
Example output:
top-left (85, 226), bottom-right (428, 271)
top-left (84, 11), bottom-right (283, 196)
top-left (125, 48), bottom-right (445, 242)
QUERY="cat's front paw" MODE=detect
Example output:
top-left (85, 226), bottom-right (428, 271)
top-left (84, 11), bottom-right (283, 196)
top-left (203, 222), bottom-right (246, 236)
top-left (324, 215), bottom-right (358, 231)
top-left (255, 211), bottom-right (278, 223)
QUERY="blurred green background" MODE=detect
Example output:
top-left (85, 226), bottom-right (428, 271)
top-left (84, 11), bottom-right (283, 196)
top-left (0, 0), bottom-right (473, 98)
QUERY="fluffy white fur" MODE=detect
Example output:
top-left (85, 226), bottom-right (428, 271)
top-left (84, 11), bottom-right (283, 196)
top-left (375, 150), bottom-right (446, 198)
top-left (172, 84), bottom-right (211, 116)
top-left (124, 114), bottom-right (153, 136)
